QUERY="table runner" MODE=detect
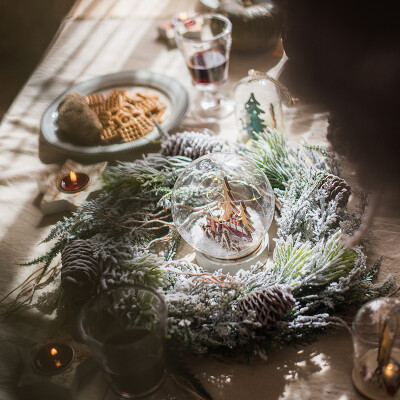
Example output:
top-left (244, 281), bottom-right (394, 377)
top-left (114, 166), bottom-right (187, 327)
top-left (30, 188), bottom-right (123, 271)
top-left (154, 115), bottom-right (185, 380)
top-left (1, 0), bottom-right (399, 398)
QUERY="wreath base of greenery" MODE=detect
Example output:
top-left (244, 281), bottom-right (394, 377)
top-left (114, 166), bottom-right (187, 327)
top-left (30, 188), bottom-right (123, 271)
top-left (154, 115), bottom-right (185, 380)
top-left (3, 128), bottom-right (395, 359)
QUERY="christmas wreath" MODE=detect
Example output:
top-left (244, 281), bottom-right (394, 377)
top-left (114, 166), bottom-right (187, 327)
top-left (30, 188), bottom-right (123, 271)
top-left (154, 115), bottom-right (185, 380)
top-left (4, 128), bottom-right (395, 358)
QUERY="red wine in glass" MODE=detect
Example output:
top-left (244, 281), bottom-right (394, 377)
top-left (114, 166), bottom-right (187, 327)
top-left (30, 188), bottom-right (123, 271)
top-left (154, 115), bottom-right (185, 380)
top-left (188, 49), bottom-right (228, 86)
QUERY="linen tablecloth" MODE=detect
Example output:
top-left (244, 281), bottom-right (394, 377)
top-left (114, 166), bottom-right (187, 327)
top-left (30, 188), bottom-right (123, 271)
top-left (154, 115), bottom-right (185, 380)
top-left (1, 0), bottom-right (399, 398)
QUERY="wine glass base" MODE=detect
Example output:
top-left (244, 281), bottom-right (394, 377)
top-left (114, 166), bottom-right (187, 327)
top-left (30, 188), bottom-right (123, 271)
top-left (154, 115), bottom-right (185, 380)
top-left (192, 93), bottom-right (235, 123)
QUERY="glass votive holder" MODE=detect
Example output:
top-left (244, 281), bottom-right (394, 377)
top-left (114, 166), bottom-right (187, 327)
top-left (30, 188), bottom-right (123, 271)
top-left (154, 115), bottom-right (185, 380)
top-left (352, 297), bottom-right (400, 399)
top-left (79, 285), bottom-right (167, 399)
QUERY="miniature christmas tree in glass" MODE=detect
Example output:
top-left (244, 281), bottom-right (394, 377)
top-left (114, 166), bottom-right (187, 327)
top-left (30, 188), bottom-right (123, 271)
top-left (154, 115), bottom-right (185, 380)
top-left (240, 201), bottom-right (254, 236)
top-left (202, 176), bottom-right (255, 253)
top-left (234, 69), bottom-right (298, 142)
top-left (243, 93), bottom-right (267, 140)
top-left (171, 152), bottom-right (275, 272)
top-left (221, 177), bottom-right (240, 220)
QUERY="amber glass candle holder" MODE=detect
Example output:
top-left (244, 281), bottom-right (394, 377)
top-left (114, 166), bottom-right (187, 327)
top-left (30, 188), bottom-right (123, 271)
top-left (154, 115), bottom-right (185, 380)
top-left (57, 171), bottom-right (90, 193)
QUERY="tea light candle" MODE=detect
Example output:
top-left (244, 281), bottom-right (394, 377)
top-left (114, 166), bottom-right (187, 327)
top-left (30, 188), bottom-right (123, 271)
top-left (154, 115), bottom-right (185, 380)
top-left (58, 170), bottom-right (90, 193)
top-left (17, 332), bottom-right (96, 400)
top-left (33, 343), bottom-right (74, 375)
top-left (172, 11), bottom-right (190, 27)
top-left (157, 11), bottom-right (192, 48)
top-left (39, 159), bottom-right (107, 215)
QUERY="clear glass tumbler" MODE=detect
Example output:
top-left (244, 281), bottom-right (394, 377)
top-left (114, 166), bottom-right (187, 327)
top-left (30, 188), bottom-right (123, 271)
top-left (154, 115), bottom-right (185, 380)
top-left (174, 13), bottom-right (235, 122)
top-left (79, 285), bottom-right (167, 399)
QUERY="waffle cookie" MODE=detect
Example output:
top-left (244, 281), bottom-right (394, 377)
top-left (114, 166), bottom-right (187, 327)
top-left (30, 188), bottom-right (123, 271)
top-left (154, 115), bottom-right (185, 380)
top-left (119, 115), bottom-right (155, 143)
top-left (100, 125), bottom-right (121, 143)
top-left (126, 93), bottom-right (163, 115)
top-left (85, 92), bottom-right (106, 115)
top-left (83, 89), bottom-right (167, 144)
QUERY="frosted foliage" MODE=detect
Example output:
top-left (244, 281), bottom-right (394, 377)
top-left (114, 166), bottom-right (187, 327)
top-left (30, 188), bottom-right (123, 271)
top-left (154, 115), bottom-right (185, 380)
top-left (276, 170), bottom-right (345, 243)
top-left (172, 152), bottom-right (275, 258)
top-left (162, 260), bottom-right (271, 353)
top-left (22, 130), bottom-right (395, 358)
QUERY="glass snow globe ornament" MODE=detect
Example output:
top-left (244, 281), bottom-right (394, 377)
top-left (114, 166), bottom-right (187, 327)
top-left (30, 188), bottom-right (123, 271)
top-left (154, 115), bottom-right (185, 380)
top-left (171, 152), bottom-right (275, 273)
top-left (234, 69), bottom-right (297, 142)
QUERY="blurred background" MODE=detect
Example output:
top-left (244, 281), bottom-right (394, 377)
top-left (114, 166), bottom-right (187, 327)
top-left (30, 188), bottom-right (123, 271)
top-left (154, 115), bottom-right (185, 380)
top-left (0, 0), bottom-right (75, 119)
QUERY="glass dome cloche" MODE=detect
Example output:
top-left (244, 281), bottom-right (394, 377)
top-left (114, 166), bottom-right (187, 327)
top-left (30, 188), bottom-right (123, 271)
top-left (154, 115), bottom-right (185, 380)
top-left (233, 69), bottom-right (298, 143)
top-left (171, 152), bottom-right (275, 272)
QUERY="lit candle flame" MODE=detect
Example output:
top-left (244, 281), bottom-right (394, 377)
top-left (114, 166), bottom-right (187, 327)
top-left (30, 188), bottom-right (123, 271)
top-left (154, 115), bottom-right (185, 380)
top-left (179, 12), bottom-right (187, 21)
top-left (69, 170), bottom-right (77, 183)
top-left (384, 362), bottom-right (395, 378)
top-left (51, 347), bottom-right (62, 368)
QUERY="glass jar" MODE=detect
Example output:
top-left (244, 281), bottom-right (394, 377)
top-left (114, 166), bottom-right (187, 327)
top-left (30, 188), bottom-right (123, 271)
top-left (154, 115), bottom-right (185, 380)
top-left (352, 297), bottom-right (400, 400)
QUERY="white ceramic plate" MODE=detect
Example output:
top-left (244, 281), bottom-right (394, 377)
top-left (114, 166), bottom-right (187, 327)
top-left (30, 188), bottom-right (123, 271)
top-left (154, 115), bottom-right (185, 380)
top-left (41, 70), bottom-right (189, 158)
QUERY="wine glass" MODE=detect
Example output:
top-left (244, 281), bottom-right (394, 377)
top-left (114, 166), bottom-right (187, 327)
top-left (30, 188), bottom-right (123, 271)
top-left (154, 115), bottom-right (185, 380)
top-left (174, 13), bottom-right (235, 122)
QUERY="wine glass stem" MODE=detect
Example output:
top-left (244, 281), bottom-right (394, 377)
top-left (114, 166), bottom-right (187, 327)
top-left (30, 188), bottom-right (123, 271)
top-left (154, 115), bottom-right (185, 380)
top-left (200, 89), bottom-right (219, 111)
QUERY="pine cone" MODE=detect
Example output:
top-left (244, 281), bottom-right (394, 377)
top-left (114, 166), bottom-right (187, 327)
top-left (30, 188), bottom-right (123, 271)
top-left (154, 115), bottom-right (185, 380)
top-left (161, 131), bottom-right (231, 160)
top-left (61, 240), bottom-right (99, 301)
top-left (318, 172), bottom-right (351, 208)
top-left (238, 285), bottom-right (295, 326)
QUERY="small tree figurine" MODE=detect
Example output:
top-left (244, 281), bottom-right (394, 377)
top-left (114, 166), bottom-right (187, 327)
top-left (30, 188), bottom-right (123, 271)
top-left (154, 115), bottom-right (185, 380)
top-left (222, 177), bottom-right (240, 220)
top-left (242, 92), bottom-right (267, 139)
top-left (202, 176), bottom-right (255, 252)
top-left (240, 201), bottom-right (254, 237)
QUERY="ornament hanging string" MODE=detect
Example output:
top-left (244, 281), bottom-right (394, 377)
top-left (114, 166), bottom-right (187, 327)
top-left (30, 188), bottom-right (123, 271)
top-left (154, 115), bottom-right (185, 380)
top-left (248, 69), bottom-right (299, 106)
